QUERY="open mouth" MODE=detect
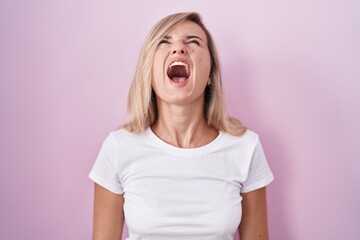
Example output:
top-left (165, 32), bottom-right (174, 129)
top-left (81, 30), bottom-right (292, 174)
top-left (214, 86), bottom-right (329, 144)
top-left (167, 61), bottom-right (190, 83)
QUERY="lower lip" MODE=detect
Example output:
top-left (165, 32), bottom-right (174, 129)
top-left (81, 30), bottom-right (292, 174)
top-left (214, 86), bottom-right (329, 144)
top-left (168, 77), bottom-right (189, 87)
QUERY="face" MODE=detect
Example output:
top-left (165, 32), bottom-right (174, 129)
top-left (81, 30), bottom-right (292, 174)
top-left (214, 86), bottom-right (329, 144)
top-left (151, 21), bottom-right (211, 106)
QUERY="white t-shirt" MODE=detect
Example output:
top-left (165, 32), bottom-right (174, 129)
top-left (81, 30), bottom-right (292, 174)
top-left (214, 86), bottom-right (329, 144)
top-left (89, 128), bottom-right (274, 240)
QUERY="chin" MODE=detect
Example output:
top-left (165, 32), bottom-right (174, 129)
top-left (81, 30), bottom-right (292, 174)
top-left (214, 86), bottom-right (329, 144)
top-left (159, 91), bottom-right (204, 106)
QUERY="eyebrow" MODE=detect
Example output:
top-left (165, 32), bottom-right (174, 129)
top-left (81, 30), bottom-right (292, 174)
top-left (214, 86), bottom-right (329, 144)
top-left (163, 35), bottom-right (204, 42)
top-left (186, 35), bottom-right (204, 41)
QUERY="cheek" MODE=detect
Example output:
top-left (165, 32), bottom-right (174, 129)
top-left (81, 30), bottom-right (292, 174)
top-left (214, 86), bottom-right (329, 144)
top-left (153, 55), bottom-right (164, 78)
top-left (197, 54), bottom-right (211, 78)
top-left (151, 53), bottom-right (167, 92)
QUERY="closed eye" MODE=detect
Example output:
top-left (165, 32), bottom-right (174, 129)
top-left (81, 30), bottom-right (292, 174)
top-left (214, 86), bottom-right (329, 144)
top-left (158, 39), bottom-right (170, 45)
top-left (187, 39), bottom-right (200, 46)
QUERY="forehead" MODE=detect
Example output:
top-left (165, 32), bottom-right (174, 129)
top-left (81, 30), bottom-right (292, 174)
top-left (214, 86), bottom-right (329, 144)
top-left (165, 21), bottom-right (207, 40)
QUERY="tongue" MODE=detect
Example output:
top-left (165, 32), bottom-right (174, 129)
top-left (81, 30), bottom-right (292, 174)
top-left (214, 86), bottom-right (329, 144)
top-left (168, 65), bottom-right (190, 82)
top-left (171, 77), bottom-right (187, 83)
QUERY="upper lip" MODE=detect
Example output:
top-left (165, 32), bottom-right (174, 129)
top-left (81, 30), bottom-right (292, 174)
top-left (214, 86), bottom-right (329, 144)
top-left (167, 58), bottom-right (190, 70)
top-left (167, 58), bottom-right (191, 79)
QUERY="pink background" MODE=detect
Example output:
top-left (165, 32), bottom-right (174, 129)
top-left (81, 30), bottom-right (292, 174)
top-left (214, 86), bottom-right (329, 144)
top-left (1, 1), bottom-right (359, 239)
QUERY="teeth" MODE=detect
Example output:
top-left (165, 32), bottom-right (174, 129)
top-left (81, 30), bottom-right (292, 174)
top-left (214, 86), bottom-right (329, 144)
top-left (170, 61), bottom-right (188, 68)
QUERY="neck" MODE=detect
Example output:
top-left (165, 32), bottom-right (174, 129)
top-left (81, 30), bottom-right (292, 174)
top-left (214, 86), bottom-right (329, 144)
top-left (151, 98), bottom-right (218, 148)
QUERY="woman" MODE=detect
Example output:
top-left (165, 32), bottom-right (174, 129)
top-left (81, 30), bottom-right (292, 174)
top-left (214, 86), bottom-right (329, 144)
top-left (89, 12), bottom-right (274, 240)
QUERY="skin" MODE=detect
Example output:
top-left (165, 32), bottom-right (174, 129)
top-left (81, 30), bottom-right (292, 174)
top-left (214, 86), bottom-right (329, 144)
top-left (93, 183), bottom-right (124, 240)
top-left (151, 21), bottom-right (217, 147)
top-left (239, 187), bottom-right (270, 239)
top-left (92, 21), bottom-right (270, 239)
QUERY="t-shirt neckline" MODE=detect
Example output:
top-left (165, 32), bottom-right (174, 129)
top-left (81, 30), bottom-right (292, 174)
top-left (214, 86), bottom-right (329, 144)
top-left (145, 127), bottom-right (224, 157)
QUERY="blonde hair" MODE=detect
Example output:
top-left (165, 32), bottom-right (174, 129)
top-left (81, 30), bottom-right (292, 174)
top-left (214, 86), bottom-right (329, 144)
top-left (124, 12), bottom-right (246, 136)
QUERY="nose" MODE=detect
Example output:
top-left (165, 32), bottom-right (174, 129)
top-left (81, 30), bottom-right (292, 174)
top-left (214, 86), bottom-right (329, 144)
top-left (172, 41), bottom-right (187, 55)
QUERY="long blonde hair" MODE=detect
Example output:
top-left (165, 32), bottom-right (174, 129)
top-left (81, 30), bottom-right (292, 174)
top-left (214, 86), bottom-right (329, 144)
top-left (124, 12), bottom-right (246, 136)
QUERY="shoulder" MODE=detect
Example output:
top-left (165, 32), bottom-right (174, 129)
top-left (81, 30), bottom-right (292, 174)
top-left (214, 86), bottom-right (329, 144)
top-left (109, 128), bottom-right (147, 141)
top-left (106, 128), bottom-right (149, 150)
top-left (221, 129), bottom-right (260, 146)
top-left (210, 129), bottom-right (261, 159)
top-left (110, 128), bottom-right (139, 138)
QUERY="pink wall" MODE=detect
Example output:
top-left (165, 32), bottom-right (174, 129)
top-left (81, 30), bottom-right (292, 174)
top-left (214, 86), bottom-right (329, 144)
top-left (1, 1), bottom-right (359, 239)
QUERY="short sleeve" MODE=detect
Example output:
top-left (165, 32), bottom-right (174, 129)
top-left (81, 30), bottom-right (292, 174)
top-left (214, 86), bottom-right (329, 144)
top-left (89, 133), bottom-right (123, 194)
top-left (241, 139), bottom-right (274, 193)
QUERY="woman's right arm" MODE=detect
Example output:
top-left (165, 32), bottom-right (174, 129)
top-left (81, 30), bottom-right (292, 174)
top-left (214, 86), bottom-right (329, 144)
top-left (93, 183), bottom-right (124, 240)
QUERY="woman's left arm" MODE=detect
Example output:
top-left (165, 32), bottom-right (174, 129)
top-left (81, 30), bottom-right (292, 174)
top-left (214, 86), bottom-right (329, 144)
top-left (238, 187), bottom-right (270, 240)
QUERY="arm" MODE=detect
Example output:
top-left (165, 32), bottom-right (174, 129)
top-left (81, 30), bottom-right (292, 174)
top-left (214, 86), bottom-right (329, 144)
top-left (93, 183), bottom-right (124, 240)
top-left (238, 187), bottom-right (269, 240)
